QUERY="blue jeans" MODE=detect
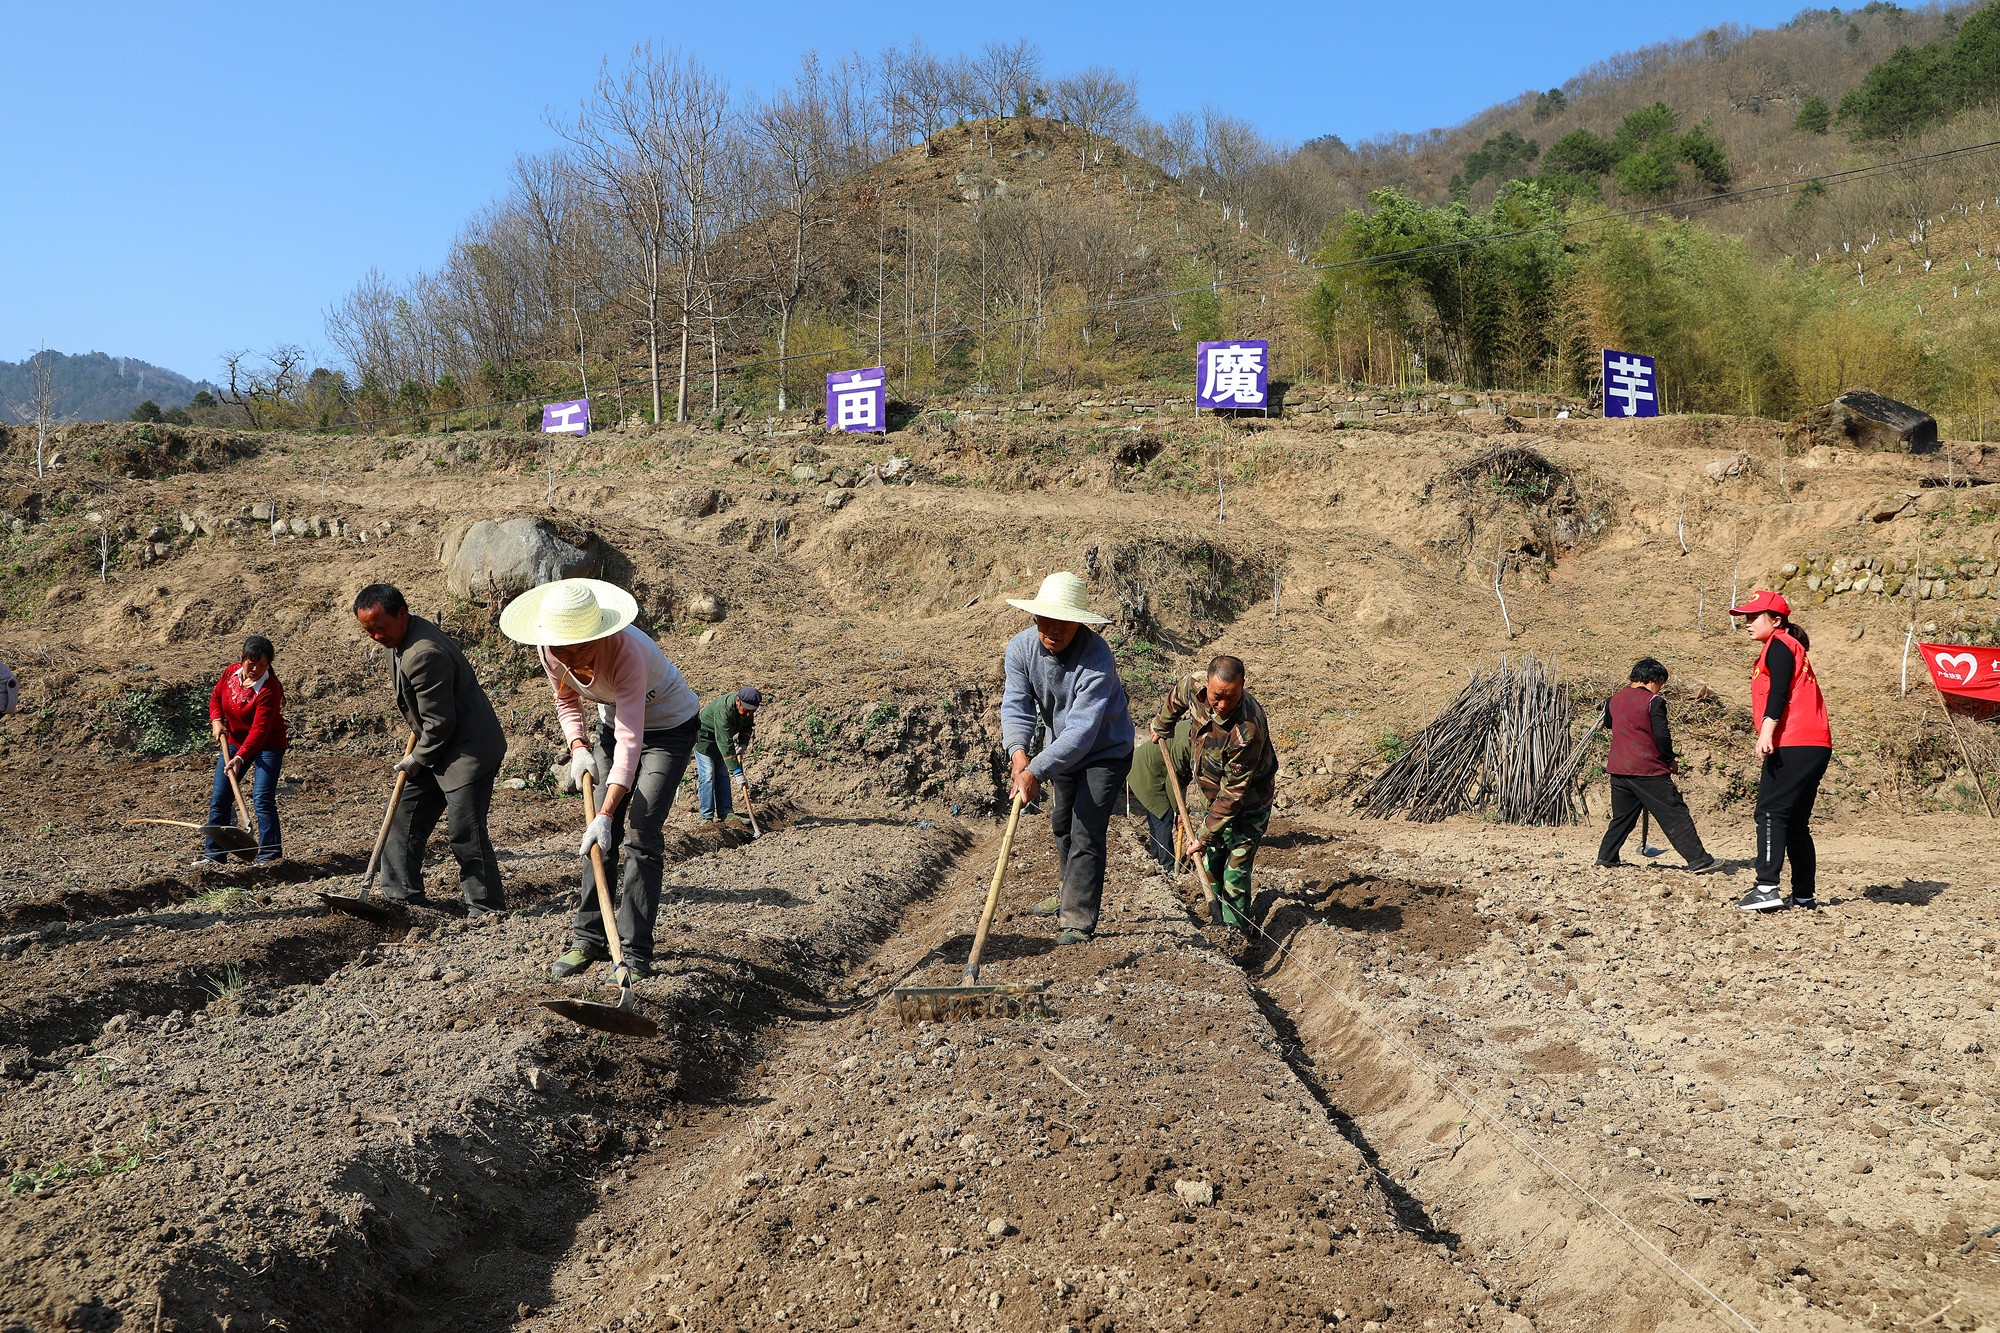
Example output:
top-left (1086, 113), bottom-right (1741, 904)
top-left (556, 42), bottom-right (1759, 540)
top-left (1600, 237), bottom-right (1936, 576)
top-left (695, 752), bottom-right (734, 820)
top-left (207, 749), bottom-right (283, 861)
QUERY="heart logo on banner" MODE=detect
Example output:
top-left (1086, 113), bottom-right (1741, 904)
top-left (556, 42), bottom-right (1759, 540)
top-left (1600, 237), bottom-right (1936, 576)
top-left (1937, 652), bottom-right (1979, 683)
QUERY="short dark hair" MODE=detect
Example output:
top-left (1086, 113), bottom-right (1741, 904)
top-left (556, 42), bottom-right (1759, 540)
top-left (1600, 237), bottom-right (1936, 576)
top-left (1206, 655), bottom-right (1245, 684)
top-left (1629, 657), bottom-right (1668, 685)
top-left (353, 584), bottom-right (407, 617)
top-left (241, 635), bottom-right (274, 662)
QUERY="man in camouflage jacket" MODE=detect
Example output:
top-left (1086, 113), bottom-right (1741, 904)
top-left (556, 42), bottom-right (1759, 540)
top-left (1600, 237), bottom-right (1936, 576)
top-left (1149, 655), bottom-right (1278, 932)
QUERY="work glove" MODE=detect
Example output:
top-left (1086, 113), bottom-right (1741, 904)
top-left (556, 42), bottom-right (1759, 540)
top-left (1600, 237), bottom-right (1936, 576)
top-left (393, 753), bottom-right (423, 777)
top-left (567, 746), bottom-right (600, 788)
top-left (728, 762), bottom-right (744, 780)
top-left (578, 813), bottom-right (614, 859)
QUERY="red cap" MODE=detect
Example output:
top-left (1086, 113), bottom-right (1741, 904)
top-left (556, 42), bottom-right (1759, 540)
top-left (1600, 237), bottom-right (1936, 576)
top-left (1728, 589), bottom-right (1790, 618)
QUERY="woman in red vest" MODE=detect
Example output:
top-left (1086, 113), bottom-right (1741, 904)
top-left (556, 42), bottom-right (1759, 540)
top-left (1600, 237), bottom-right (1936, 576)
top-left (1728, 591), bottom-right (1832, 912)
top-left (204, 634), bottom-right (288, 865)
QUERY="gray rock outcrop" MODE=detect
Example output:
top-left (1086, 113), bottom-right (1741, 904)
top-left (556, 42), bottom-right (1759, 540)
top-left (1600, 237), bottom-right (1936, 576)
top-left (440, 518), bottom-right (601, 599)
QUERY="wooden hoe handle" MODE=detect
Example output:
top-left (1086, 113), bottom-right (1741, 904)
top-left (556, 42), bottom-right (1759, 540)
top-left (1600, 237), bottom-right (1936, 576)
top-left (361, 732), bottom-right (418, 891)
top-left (963, 789), bottom-right (1027, 986)
top-left (580, 772), bottom-right (627, 971)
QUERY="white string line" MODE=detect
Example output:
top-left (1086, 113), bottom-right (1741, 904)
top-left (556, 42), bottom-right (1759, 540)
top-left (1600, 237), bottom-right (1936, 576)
top-left (1233, 897), bottom-right (1765, 1333)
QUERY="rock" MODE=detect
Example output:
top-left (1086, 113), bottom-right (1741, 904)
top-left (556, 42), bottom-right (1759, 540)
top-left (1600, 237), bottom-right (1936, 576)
top-left (1794, 389), bottom-right (1939, 454)
top-left (1850, 624), bottom-right (1866, 641)
top-left (698, 628), bottom-right (717, 645)
top-left (688, 594), bottom-right (725, 623)
top-left (179, 512), bottom-right (196, 535)
top-left (438, 517), bottom-right (601, 599)
top-left (986, 1217), bottom-right (1013, 1237)
top-left (287, 517), bottom-right (309, 537)
top-left (150, 542), bottom-right (172, 559)
top-left (789, 464), bottom-right (819, 484)
top-left (144, 524), bottom-right (167, 543)
top-left (881, 455), bottom-right (911, 479)
top-left (1781, 562), bottom-right (1799, 577)
top-left (1172, 1178), bottom-right (1214, 1207)
top-left (502, 777), bottom-right (527, 790)
top-left (793, 443), bottom-right (825, 464)
top-left (248, 502), bottom-right (276, 521)
top-left (1868, 494), bottom-right (1913, 522)
top-left (1703, 452), bottom-right (1751, 482)
top-left (309, 515), bottom-right (327, 538)
top-left (269, 520), bottom-right (287, 539)
top-left (823, 489), bottom-right (851, 510)
top-left (665, 486), bottom-right (720, 519)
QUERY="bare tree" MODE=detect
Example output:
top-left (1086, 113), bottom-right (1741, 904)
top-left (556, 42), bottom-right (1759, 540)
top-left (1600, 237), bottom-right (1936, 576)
top-left (749, 56), bottom-right (836, 410)
top-left (1050, 68), bottom-right (1138, 173)
top-left (4, 346), bottom-right (62, 478)
top-left (972, 39), bottom-right (1043, 118)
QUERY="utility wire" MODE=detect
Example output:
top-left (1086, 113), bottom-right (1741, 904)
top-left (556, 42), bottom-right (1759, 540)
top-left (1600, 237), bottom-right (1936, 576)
top-left (299, 134), bottom-right (2000, 436)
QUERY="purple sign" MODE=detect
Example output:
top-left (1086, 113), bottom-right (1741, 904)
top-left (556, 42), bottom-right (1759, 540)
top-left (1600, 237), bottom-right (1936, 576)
top-left (826, 367), bottom-right (886, 433)
top-left (1601, 349), bottom-right (1658, 418)
top-left (1195, 341), bottom-right (1269, 411)
top-left (541, 398), bottom-right (591, 435)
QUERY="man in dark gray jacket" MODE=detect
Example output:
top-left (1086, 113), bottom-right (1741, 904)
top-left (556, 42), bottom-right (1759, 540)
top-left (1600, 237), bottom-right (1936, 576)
top-left (1000, 572), bottom-right (1135, 944)
top-left (353, 583), bottom-right (507, 912)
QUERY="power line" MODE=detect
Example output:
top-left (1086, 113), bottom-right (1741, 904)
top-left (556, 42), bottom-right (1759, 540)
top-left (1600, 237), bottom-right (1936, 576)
top-left (303, 133), bottom-right (2000, 435)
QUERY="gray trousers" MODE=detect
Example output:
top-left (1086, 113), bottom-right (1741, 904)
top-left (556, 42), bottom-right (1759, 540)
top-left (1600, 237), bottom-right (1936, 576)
top-left (1049, 752), bottom-right (1133, 935)
top-left (379, 769), bottom-right (503, 912)
top-left (571, 716), bottom-right (696, 965)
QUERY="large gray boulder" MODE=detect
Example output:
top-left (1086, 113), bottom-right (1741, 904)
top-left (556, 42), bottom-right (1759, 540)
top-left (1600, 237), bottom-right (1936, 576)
top-left (439, 518), bottom-right (600, 599)
top-left (1795, 390), bottom-right (1939, 454)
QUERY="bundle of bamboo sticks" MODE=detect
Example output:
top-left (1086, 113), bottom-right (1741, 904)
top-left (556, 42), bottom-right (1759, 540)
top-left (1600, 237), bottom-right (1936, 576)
top-left (1362, 657), bottom-right (1596, 826)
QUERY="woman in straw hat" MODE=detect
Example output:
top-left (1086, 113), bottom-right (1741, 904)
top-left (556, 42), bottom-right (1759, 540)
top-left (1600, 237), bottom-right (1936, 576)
top-left (502, 578), bottom-right (701, 980)
top-left (1000, 571), bottom-right (1136, 945)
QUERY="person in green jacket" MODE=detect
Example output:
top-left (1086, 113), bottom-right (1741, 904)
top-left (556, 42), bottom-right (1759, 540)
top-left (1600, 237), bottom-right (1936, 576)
top-left (695, 686), bottom-right (761, 821)
top-left (1151, 655), bottom-right (1279, 932)
top-left (1128, 716), bottom-right (1193, 874)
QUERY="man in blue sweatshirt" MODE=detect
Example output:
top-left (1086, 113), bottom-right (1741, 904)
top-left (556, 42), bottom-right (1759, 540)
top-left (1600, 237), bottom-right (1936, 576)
top-left (1000, 572), bottom-right (1136, 945)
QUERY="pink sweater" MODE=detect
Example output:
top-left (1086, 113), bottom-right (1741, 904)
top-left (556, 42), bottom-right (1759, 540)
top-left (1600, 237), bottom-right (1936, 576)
top-left (539, 627), bottom-right (699, 789)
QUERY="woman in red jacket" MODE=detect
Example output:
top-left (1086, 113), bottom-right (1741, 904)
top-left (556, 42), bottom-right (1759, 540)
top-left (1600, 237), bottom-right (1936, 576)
top-left (204, 634), bottom-right (288, 865)
top-left (1728, 592), bottom-right (1832, 912)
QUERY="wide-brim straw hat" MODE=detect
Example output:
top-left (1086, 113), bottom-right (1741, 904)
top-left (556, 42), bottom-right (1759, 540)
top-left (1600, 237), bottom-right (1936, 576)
top-left (499, 578), bottom-right (640, 647)
top-left (1004, 571), bottom-right (1109, 626)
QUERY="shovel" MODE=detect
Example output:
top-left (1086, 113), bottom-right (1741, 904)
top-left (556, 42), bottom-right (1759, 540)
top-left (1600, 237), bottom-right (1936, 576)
top-left (540, 771), bottom-right (659, 1038)
top-left (1159, 736), bottom-right (1220, 913)
top-left (318, 732), bottom-right (415, 924)
top-left (890, 789), bottom-right (1049, 1023)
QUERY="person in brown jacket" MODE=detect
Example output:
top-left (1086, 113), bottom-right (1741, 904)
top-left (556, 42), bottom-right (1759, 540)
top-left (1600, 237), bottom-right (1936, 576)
top-left (1596, 657), bottom-right (1715, 873)
top-left (1149, 655), bottom-right (1279, 932)
top-left (352, 583), bottom-right (508, 913)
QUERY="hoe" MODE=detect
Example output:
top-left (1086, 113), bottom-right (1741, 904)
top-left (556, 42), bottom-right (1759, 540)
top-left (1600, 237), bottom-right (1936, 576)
top-left (890, 789), bottom-right (1049, 1023)
top-left (539, 771), bottom-right (659, 1038)
top-left (318, 732), bottom-right (414, 924)
top-left (128, 735), bottom-right (262, 860)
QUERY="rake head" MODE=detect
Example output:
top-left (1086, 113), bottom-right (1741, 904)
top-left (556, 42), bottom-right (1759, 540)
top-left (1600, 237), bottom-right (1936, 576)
top-left (888, 980), bottom-right (1051, 1024)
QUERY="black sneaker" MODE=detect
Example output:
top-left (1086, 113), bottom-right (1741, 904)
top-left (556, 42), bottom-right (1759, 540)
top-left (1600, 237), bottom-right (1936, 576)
top-left (1684, 857), bottom-right (1720, 875)
top-left (1595, 859), bottom-right (1625, 869)
top-left (1791, 894), bottom-right (1818, 910)
top-left (1736, 884), bottom-right (1786, 912)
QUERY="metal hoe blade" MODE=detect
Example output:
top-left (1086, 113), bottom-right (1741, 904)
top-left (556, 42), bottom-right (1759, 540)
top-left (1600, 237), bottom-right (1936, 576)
top-left (539, 995), bottom-right (660, 1038)
top-left (890, 979), bottom-right (1051, 1024)
top-left (315, 890), bottom-right (406, 924)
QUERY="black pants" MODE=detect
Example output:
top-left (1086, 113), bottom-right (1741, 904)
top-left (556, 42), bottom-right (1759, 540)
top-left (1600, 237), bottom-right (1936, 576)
top-left (1139, 806), bottom-right (1177, 873)
top-left (1755, 746), bottom-right (1831, 894)
top-left (1050, 753), bottom-right (1133, 935)
top-left (379, 769), bottom-right (504, 912)
top-left (1597, 774), bottom-right (1708, 866)
top-left (572, 717), bottom-right (697, 966)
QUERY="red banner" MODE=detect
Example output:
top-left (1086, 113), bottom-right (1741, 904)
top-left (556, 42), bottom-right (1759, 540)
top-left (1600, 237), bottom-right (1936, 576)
top-left (1919, 643), bottom-right (2000, 700)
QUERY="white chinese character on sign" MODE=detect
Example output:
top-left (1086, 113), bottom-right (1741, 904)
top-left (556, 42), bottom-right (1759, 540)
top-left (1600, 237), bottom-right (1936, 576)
top-left (545, 403), bottom-right (586, 433)
top-left (831, 374), bottom-right (884, 430)
top-left (1605, 355), bottom-right (1655, 417)
top-left (1201, 344), bottom-right (1267, 406)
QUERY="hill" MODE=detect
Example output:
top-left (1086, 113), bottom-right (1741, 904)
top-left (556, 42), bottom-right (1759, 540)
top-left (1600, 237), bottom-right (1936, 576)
top-left (0, 350), bottom-right (211, 424)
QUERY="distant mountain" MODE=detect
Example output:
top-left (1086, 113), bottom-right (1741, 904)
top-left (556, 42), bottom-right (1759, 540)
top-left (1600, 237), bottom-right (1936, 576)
top-left (0, 351), bottom-right (214, 424)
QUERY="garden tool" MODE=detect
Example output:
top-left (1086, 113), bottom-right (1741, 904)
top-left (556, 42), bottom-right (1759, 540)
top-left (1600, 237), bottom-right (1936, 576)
top-left (736, 763), bottom-right (762, 839)
top-left (126, 818), bottom-right (258, 856)
top-left (317, 731), bottom-right (415, 924)
top-left (891, 788), bottom-right (1049, 1023)
top-left (1159, 736), bottom-right (1219, 910)
top-left (1640, 810), bottom-right (1666, 858)
top-left (540, 771), bottom-right (658, 1038)
top-left (219, 734), bottom-right (259, 842)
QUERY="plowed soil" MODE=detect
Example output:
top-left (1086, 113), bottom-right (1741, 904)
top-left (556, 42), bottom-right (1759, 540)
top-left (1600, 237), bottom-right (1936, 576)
top-left (5, 408), bottom-right (2000, 1332)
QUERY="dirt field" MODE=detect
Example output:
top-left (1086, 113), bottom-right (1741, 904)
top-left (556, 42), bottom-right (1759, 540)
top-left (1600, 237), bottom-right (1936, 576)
top-left (4, 406), bottom-right (2000, 1332)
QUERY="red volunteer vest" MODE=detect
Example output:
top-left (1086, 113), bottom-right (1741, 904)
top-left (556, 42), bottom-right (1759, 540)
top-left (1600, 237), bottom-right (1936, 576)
top-left (1605, 686), bottom-right (1671, 777)
top-left (1751, 629), bottom-right (1831, 749)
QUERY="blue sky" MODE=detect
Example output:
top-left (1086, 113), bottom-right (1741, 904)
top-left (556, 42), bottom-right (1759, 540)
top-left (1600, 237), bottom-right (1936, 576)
top-left (4, 0), bottom-right (1819, 380)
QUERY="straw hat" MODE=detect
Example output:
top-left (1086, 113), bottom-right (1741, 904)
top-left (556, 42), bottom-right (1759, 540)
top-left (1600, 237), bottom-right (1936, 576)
top-left (1004, 571), bottom-right (1109, 625)
top-left (499, 578), bottom-right (640, 647)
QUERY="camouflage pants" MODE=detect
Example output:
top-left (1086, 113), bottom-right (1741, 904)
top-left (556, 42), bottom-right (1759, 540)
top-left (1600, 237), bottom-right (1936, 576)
top-left (1201, 806), bottom-right (1270, 931)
